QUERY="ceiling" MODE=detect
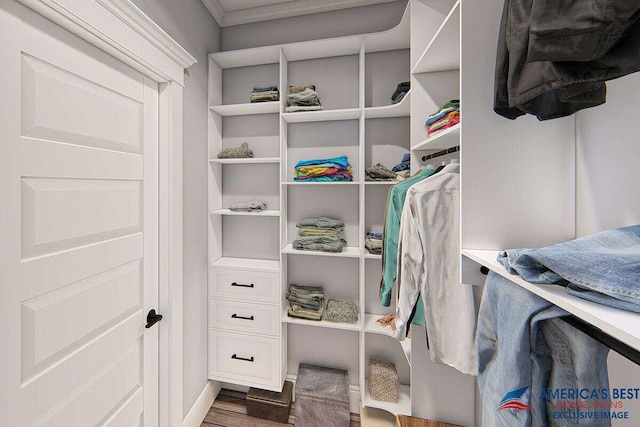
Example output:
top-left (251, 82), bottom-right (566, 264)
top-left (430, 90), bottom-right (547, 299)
top-left (201, 0), bottom-right (399, 27)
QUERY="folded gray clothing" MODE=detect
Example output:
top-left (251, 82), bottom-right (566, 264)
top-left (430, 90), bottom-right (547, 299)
top-left (287, 284), bottom-right (325, 310)
top-left (365, 238), bottom-right (382, 255)
top-left (216, 142), bottom-right (254, 159)
top-left (293, 236), bottom-right (346, 253)
top-left (287, 88), bottom-right (322, 106)
top-left (288, 302), bottom-right (324, 321)
top-left (252, 85), bottom-right (278, 93)
top-left (297, 227), bottom-right (343, 238)
top-left (323, 299), bottom-right (358, 323)
top-left (288, 84), bottom-right (316, 94)
top-left (296, 217), bottom-right (345, 229)
top-left (228, 201), bottom-right (267, 212)
top-left (285, 105), bottom-right (324, 112)
top-left (287, 284), bottom-right (325, 300)
top-left (365, 163), bottom-right (397, 181)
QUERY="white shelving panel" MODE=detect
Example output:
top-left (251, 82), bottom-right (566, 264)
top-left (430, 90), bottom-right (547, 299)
top-left (364, 314), bottom-right (411, 366)
top-left (365, 181), bottom-right (400, 185)
top-left (209, 45), bottom-right (281, 69)
top-left (364, 253), bottom-right (383, 260)
top-left (209, 209), bottom-right (280, 217)
top-left (282, 244), bottom-right (362, 258)
top-left (412, 123), bottom-right (460, 151)
top-left (363, 381), bottom-right (411, 416)
top-left (209, 257), bottom-right (280, 272)
top-left (462, 249), bottom-right (640, 352)
top-left (209, 102), bottom-right (279, 116)
top-left (364, 92), bottom-right (411, 119)
top-left (282, 313), bottom-right (362, 332)
top-left (209, 157), bottom-right (280, 164)
top-left (412, 1), bottom-right (460, 74)
top-left (282, 108), bottom-right (362, 123)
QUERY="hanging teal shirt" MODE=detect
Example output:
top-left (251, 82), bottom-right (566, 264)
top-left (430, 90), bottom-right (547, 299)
top-left (379, 167), bottom-right (437, 326)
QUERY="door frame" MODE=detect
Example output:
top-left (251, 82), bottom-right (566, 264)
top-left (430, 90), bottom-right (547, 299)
top-left (14, 1), bottom-right (197, 425)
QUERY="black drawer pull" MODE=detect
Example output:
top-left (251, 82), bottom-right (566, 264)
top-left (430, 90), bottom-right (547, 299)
top-left (231, 314), bottom-right (255, 321)
top-left (231, 282), bottom-right (254, 288)
top-left (231, 354), bottom-right (254, 362)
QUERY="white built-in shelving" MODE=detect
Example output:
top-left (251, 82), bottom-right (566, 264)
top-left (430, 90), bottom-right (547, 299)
top-left (208, 0), bottom-right (468, 420)
top-left (208, 157), bottom-right (280, 164)
top-left (209, 101), bottom-right (279, 116)
top-left (412, 1), bottom-right (460, 74)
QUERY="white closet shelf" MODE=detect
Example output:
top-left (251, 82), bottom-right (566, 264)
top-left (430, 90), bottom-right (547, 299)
top-left (282, 313), bottom-right (362, 331)
top-left (282, 244), bottom-right (362, 258)
top-left (282, 108), bottom-right (361, 123)
top-left (209, 102), bottom-right (280, 116)
top-left (284, 181), bottom-right (360, 185)
top-left (209, 157), bottom-right (280, 164)
top-left (364, 314), bottom-right (411, 366)
top-left (282, 36), bottom-right (362, 62)
top-left (363, 380), bottom-right (411, 416)
top-left (209, 257), bottom-right (279, 272)
top-left (412, 0), bottom-right (460, 74)
top-left (209, 45), bottom-right (280, 69)
top-left (359, 403), bottom-right (396, 427)
top-left (364, 92), bottom-right (411, 119)
top-left (209, 209), bottom-right (280, 217)
top-left (364, 252), bottom-right (382, 260)
top-left (412, 123), bottom-right (460, 151)
top-left (462, 249), bottom-right (640, 352)
top-left (365, 181), bottom-right (400, 185)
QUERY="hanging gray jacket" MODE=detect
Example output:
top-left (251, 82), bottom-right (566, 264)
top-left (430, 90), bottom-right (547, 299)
top-left (494, 0), bottom-right (640, 121)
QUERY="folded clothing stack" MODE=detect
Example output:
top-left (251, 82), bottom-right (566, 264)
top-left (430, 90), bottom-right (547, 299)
top-left (228, 201), bottom-right (266, 212)
top-left (293, 217), bottom-right (346, 253)
top-left (391, 81), bottom-right (410, 104)
top-left (365, 231), bottom-right (383, 255)
top-left (216, 142), bottom-right (254, 159)
top-left (285, 85), bottom-right (323, 112)
top-left (324, 299), bottom-right (359, 323)
top-left (287, 284), bottom-right (325, 321)
top-left (294, 155), bottom-right (353, 182)
top-left (250, 85), bottom-right (279, 103)
top-left (425, 100), bottom-right (460, 136)
top-left (365, 163), bottom-right (397, 182)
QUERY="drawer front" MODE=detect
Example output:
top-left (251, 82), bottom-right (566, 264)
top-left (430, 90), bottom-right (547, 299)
top-left (209, 268), bottom-right (279, 303)
top-left (209, 299), bottom-right (280, 336)
top-left (209, 330), bottom-right (280, 389)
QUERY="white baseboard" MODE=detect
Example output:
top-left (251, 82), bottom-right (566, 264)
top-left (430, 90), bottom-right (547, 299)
top-left (285, 373), bottom-right (361, 414)
top-left (182, 380), bottom-right (222, 427)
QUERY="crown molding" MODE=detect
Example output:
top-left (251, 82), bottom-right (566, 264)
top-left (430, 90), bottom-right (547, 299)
top-left (201, 0), bottom-right (399, 27)
top-left (97, 0), bottom-right (197, 69)
top-left (200, 0), bottom-right (225, 26)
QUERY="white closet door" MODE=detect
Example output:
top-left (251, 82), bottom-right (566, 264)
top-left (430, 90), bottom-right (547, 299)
top-left (0, 2), bottom-right (159, 426)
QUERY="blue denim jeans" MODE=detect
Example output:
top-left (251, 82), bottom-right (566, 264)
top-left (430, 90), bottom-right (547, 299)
top-left (497, 224), bottom-right (640, 312)
top-left (478, 272), bottom-right (611, 427)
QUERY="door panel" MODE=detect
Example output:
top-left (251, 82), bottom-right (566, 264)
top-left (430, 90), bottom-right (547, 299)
top-left (0, 2), bottom-right (159, 426)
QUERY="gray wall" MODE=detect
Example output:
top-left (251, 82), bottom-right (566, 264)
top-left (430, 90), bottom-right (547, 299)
top-left (221, 1), bottom-right (408, 51)
top-left (130, 0), bottom-right (220, 418)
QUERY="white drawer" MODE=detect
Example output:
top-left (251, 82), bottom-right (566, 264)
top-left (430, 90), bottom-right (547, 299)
top-left (209, 330), bottom-right (281, 390)
top-left (209, 268), bottom-right (279, 303)
top-left (209, 299), bottom-right (280, 336)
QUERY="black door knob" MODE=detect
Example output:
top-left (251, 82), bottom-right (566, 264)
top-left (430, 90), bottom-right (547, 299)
top-left (146, 309), bottom-right (163, 328)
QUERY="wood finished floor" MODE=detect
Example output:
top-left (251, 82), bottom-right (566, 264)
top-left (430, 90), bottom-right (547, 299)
top-left (202, 389), bottom-right (361, 427)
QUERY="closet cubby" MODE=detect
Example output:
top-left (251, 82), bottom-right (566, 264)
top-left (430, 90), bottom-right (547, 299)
top-left (284, 120), bottom-right (360, 182)
top-left (221, 216), bottom-right (279, 260)
top-left (364, 49), bottom-right (410, 108)
top-left (286, 55), bottom-right (359, 111)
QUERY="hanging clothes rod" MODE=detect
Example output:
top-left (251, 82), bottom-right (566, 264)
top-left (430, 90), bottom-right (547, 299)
top-left (421, 145), bottom-right (459, 162)
top-left (478, 266), bottom-right (640, 366)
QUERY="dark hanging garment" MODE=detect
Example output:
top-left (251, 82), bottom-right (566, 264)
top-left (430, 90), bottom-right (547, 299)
top-left (494, 0), bottom-right (640, 121)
